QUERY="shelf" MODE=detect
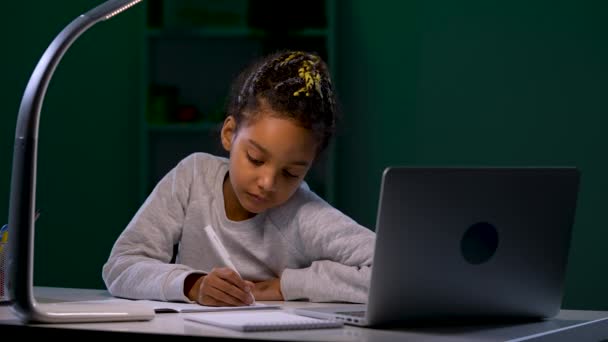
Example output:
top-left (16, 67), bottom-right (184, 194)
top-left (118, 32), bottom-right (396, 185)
top-left (146, 122), bottom-right (223, 133)
top-left (146, 27), bottom-right (328, 39)
top-left (140, 0), bottom-right (336, 202)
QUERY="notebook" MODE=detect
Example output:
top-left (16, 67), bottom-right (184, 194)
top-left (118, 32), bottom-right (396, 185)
top-left (138, 299), bottom-right (279, 313)
top-left (295, 167), bottom-right (581, 327)
top-left (184, 310), bottom-right (343, 331)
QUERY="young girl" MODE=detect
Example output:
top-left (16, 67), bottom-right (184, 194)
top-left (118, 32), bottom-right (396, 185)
top-left (102, 50), bottom-right (375, 306)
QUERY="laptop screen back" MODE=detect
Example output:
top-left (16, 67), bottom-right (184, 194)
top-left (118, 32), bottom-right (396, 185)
top-left (366, 167), bottom-right (580, 326)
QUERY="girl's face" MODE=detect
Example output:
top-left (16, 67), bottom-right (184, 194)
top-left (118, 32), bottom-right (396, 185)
top-left (221, 106), bottom-right (317, 221)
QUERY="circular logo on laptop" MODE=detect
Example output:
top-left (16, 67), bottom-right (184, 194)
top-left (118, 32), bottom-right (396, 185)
top-left (461, 222), bottom-right (499, 264)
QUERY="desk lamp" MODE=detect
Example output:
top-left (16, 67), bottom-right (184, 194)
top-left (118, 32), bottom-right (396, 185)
top-left (7, 0), bottom-right (155, 323)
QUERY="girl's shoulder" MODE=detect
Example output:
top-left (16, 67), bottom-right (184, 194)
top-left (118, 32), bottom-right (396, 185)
top-left (171, 152), bottom-right (228, 188)
top-left (179, 151), bottom-right (227, 165)
top-left (268, 184), bottom-right (332, 223)
top-left (176, 152), bottom-right (228, 174)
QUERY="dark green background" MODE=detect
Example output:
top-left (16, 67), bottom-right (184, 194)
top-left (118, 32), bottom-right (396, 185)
top-left (1, 1), bottom-right (606, 310)
top-left (0, 1), bottom-right (143, 289)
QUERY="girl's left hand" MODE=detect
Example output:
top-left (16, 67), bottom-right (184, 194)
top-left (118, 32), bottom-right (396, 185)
top-left (251, 277), bottom-right (284, 301)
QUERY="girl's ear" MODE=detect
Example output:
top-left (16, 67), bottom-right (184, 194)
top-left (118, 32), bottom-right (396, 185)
top-left (221, 116), bottom-right (237, 151)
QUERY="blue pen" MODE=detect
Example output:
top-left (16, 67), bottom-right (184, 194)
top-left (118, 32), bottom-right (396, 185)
top-left (0, 224), bottom-right (7, 242)
top-left (0, 225), bottom-right (7, 254)
top-left (0, 210), bottom-right (39, 243)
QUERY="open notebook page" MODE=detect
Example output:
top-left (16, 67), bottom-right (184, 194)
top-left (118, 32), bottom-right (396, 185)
top-left (137, 299), bottom-right (280, 313)
top-left (74, 298), bottom-right (279, 313)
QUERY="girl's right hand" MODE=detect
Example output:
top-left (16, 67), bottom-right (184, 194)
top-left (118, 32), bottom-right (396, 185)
top-left (187, 267), bottom-right (255, 306)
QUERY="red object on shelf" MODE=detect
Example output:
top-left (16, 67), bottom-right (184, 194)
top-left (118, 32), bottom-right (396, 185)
top-left (174, 105), bottom-right (199, 122)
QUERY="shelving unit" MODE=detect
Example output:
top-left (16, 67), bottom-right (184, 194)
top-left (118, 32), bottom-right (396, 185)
top-left (139, 0), bottom-right (336, 204)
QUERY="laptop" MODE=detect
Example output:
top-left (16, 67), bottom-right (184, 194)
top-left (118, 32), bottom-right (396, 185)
top-left (294, 167), bottom-right (580, 327)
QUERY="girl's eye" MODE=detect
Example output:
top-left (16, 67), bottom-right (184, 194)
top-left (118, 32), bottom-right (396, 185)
top-left (246, 153), bottom-right (263, 166)
top-left (283, 170), bottom-right (299, 178)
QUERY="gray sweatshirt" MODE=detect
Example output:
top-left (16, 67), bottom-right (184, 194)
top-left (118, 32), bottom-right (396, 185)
top-left (102, 152), bottom-right (375, 303)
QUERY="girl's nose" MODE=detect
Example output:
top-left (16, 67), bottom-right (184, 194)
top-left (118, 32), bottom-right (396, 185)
top-left (257, 169), bottom-right (277, 192)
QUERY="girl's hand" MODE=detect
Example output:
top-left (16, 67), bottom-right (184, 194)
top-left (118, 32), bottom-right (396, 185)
top-left (251, 278), bottom-right (284, 301)
top-left (186, 267), bottom-right (255, 306)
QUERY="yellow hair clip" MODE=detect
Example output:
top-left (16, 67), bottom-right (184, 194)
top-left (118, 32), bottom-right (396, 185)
top-left (278, 52), bottom-right (305, 68)
top-left (293, 59), bottom-right (323, 98)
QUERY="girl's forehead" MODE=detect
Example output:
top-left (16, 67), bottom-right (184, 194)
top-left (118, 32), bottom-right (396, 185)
top-left (238, 115), bottom-right (317, 162)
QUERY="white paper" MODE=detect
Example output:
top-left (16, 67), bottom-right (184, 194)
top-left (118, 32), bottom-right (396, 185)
top-left (137, 299), bottom-right (279, 313)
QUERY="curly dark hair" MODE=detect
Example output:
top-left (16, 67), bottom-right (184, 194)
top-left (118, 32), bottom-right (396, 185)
top-left (226, 50), bottom-right (339, 154)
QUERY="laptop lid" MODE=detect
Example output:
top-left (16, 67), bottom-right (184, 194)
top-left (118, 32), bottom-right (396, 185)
top-left (295, 167), bottom-right (580, 327)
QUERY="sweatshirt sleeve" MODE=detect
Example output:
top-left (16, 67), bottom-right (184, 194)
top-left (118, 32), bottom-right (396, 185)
top-left (102, 154), bottom-right (201, 302)
top-left (279, 192), bottom-right (375, 303)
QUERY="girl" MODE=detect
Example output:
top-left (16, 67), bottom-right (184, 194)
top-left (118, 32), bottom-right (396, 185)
top-left (102, 50), bottom-right (375, 306)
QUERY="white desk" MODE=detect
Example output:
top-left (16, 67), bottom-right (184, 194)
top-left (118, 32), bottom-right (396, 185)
top-left (1, 287), bottom-right (607, 341)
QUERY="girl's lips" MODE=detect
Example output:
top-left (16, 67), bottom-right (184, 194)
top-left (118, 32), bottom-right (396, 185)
top-left (248, 192), bottom-right (268, 203)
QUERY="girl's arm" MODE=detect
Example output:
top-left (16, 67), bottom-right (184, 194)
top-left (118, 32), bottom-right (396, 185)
top-left (280, 195), bottom-right (376, 303)
top-left (102, 155), bottom-right (199, 302)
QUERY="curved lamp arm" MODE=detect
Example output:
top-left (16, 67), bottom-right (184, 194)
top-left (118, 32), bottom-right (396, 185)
top-left (7, 0), bottom-right (152, 323)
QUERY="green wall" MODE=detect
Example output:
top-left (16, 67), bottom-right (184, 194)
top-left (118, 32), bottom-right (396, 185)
top-left (334, 0), bottom-right (608, 310)
top-left (2, 0), bottom-right (607, 311)
top-left (0, 1), bottom-right (144, 289)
